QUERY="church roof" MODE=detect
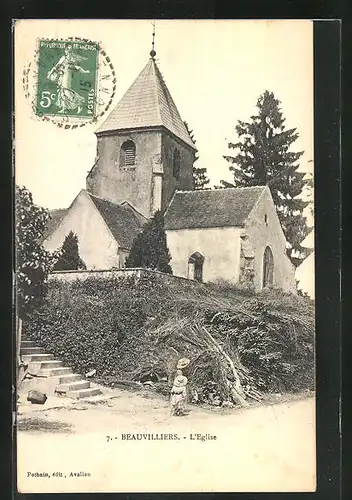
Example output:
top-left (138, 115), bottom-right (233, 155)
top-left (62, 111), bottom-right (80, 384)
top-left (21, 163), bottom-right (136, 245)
top-left (164, 186), bottom-right (266, 230)
top-left (96, 58), bottom-right (196, 150)
top-left (41, 208), bottom-right (68, 242)
top-left (88, 193), bottom-right (147, 249)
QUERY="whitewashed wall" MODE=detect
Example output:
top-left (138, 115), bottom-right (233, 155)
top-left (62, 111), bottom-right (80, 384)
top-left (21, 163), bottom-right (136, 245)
top-left (166, 226), bottom-right (242, 283)
top-left (43, 190), bottom-right (120, 270)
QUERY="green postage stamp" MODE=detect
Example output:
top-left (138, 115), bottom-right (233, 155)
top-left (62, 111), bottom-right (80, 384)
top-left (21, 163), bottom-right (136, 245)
top-left (36, 39), bottom-right (99, 118)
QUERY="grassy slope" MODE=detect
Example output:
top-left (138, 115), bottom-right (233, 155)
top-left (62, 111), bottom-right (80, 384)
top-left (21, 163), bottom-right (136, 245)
top-left (24, 275), bottom-right (315, 403)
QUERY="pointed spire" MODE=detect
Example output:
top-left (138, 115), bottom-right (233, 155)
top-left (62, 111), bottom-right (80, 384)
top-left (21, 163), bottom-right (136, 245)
top-left (150, 21), bottom-right (156, 59)
top-left (96, 37), bottom-right (197, 150)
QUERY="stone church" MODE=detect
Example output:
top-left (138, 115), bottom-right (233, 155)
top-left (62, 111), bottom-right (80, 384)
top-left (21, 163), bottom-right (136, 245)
top-left (43, 48), bottom-right (296, 293)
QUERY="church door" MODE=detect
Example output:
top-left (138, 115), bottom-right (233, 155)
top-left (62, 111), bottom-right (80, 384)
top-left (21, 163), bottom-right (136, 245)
top-left (188, 261), bottom-right (195, 280)
top-left (188, 252), bottom-right (204, 282)
top-left (262, 246), bottom-right (274, 288)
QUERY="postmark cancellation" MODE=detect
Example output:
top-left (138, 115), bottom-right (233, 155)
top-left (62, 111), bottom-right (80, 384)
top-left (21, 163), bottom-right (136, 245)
top-left (22, 37), bottom-right (116, 128)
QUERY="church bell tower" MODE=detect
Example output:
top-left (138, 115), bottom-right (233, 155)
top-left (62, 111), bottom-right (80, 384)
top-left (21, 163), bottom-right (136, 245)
top-left (86, 32), bottom-right (197, 218)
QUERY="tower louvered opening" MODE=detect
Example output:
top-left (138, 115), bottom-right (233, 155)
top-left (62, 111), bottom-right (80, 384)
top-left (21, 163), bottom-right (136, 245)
top-left (120, 140), bottom-right (136, 167)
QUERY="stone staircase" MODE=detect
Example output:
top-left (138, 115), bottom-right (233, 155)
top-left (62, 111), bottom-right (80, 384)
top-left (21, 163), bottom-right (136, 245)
top-left (21, 340), bottom-right (102, 399)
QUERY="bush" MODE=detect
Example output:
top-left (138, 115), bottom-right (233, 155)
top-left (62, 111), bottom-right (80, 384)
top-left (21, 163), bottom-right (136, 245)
top-left (125, 211), bottom-right (172, 274)
top-left (53, 231), bottom-right (86, 271)
top-left (24, 275), bottom-right (315, 398)
top-left (24, 275), bottom-right (167, 378)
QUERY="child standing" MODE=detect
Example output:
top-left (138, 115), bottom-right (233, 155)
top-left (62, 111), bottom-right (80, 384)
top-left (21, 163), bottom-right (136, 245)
top-left (170, 369), bottom-right (188, 416)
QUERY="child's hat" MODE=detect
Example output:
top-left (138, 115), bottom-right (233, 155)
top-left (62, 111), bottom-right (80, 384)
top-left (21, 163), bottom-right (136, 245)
top-left (177, 358), bottom-right (190, 369)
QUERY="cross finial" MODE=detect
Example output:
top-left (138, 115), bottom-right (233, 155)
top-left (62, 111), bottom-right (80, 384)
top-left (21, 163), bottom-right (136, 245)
top-left (150, 21), bottom-right (156, 58)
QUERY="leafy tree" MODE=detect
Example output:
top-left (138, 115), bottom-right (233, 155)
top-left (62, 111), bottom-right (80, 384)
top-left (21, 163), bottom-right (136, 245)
top-left (223, 90), bottom-right (310, 265)
top-left (125, 210), bottom-right (172, 274)
top-left (184, 121), bottom-right (211, 190)
top-left (54, 231), bottom-right (86, 271)
top-left (15, 186), bottom-right (57, 379)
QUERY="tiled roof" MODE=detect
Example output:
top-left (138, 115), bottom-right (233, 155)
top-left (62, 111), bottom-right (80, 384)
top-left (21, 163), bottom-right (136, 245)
top-left (88, 194), bottom-right (147, 249)
top-left (96, 58), bottom-right (196, 150)
top-left (164, 187), bottom-right (266, 230)
top-left (41, 208), bottom-right (68, 242)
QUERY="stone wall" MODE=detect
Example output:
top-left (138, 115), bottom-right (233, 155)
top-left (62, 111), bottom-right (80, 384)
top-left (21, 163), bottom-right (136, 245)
top-left (48, 267), bottom-right (197, 285)
top-left (86, 128), bottom-right (195, 219)
top-left (161, 131), bottom-right (195, 210)
top-left (87, 130), bottom-right (161, 217)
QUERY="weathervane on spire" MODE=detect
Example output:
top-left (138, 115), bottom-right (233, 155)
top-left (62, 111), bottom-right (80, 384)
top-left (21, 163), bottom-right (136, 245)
top-left (150, 21), bottom-right (156, 58)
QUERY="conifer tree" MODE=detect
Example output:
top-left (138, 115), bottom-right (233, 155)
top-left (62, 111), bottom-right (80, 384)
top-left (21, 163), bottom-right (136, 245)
top-left (214, 180), bottom-right (236, 189)
top-left (54, 231), bottom-right (85, 271)
top-left (125, 211), bottom-right (172, 274)
top-left (223, 90), bottom-right (310, 265)
top-left (184, 121), bottom-right (211, 190)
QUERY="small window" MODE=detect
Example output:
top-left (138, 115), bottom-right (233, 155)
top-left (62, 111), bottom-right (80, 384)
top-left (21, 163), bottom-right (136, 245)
top-left (120, 140), bottom-right (136, 167)
top-left (264, 214), bottom-right (268, 225)
top-left (173, 149), bottom-right (181, 179)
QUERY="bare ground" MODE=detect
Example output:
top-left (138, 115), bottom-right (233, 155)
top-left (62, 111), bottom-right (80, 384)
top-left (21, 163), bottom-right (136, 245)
top-left (16, 389), bottom-right (316, 493)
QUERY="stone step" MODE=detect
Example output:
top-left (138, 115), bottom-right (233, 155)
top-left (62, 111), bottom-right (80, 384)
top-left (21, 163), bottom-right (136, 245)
top-left (57, 373), bottom-right (82, 384)
top-left (56, 380), bottom-right (90, 393)
top-left (30, 359), bottom-right (63, 373)
top-left (36, 360), bottom-right (63, 369)
top-left (18, 341), bottom-right (100, 400)
top-left (21, 340), bottom-right (37, 348)
top-left (22, 353), bottom-right (54, 363)
top-left (21, 346), bottom-right (45, 356)
top-left (39, 367), bottom-right (72, 377)
top-left (67, 387), bottom-right (102, 399)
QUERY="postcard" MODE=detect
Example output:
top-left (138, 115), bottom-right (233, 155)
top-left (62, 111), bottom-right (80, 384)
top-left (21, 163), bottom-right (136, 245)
top-left (14, 19), bottom-right (315, 493)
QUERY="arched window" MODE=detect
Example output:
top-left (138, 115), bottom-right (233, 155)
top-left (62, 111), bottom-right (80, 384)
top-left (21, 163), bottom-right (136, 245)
top-left (188, 252), bottom-right (204, 282)
top-left (173, 148), bottom-right (181, 179)
top-left (120, 140), bottom-right (136, 167)
top-left (262, 246), bottom-right (274, 288)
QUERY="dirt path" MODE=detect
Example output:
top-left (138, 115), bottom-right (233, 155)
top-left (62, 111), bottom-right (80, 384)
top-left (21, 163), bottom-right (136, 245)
top-left (17, 390), bottom-right (316, 493)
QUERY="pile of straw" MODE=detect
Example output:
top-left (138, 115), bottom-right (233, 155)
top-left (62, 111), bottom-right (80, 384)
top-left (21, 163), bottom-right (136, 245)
top-left (124, 283), bottom-right (315, 406)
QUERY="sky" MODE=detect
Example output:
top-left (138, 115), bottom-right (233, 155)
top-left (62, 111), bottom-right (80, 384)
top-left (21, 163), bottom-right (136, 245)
top-left (15, 19), bottom-right (313, 211)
